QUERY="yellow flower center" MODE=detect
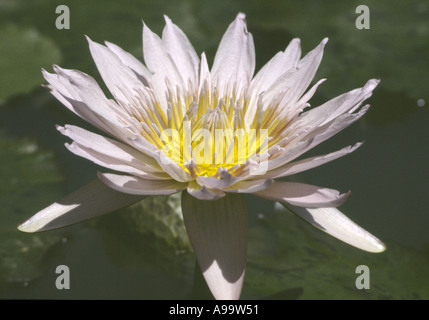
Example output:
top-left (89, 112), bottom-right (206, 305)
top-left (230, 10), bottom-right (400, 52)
top-left (131, 82), bottom-right (286, 178)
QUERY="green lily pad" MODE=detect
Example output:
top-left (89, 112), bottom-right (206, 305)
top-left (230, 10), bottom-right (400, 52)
top-left (0, 24), bottom-right (62, 103)
top-left (0, 132), bottom-right (64, 287)
top-left (243, 201), bottom-right (429, 300)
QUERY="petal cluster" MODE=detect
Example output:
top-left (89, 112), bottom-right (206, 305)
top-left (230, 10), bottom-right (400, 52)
top-left (19, 13), bottom-right (385, 300)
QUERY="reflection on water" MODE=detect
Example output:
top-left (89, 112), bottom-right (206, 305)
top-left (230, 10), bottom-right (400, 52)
top-left (1, 0), bottom-right (429, 299)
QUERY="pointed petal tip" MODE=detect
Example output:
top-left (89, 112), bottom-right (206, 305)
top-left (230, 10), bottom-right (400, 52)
top-left (236, 12), bottom-right (246, 20)
top-left (17, 179), bottom-right (145, 233)
top-left (52, 64), bottom-right (68, 76)
top-left (371, 240), bottom-right (387, 253)
top-left (41, 68), bottom-right (53, 79)
top-left (358, 235), bottom-right (386, 253)
top-left (163, 14), bottom-right (172, 24)
top-left (86, 36), bottom-right (103, 50)
top-left (284, 205), bottom-right (387, 254)
top-left (17, 221), bottom-right (34, 233)
top-left (142, 20), bottom-right (150, 30)
top-left (55, 124), bottom-right (65, 133)
top-left (64, 142), bottom-right (73, 151)
top-left (84, 34), bottom-right (93, 44)
top-left (104, 40), bottom-right (114, 48)
top-left (352, 141), bottom-right (364, 151)
top-left (366, 78), bottom-right (381, 90)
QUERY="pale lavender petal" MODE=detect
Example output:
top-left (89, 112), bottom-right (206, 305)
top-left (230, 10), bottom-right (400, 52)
top-left (250, 38), bottom-right (301, 94)
top-left (245, 38), bottom-right (301, 126)
top-left (211, 13), bottom-right (255, 91)
top-left (198, 52), bottom-right (212, 104)
top-left (225, 178), bottom-right (274, 193)
top-left (87, 36), bottom-right (146, 104)
top-left (186, 181), bottom-right (226, 201)
top-left (58, 124), bottom-right (162, 172)
top-left (242, 137), bottom-right (314, 178)
top-left (266, 142), bottom-right (363, 179)
top-left (299, 79), bottom-right (380, 127)
top-left (267, 105), bottom-right (370, 171)
top-left (255, 181), bottom-right (350, 208)
top-left (162, 16), bottom-right (200, 90)
top-left (282, 204), bottom-right (386, 253)
top-left (43, 66), bottom-right (136, 142)
top-left (66, 142), bottom-right (171, 180)
top-left (142, 22), bottom-right (184, 108)
top-left (18, 179), bottom-right (144, 233)
top-left (98, 172), bottom-right (186, 195)
top-left (262, 38), bottom-right (328, 108)
top-left (181, 191), bottom-right (248, 300)
top-left (300, 105), bottom-right (371, 156)
top-left (104, 41), bottom-right (152, 86)
top-left (196, 169), bottom-right (237, 189)
top-left (150, 149), bottom-right (193, 182)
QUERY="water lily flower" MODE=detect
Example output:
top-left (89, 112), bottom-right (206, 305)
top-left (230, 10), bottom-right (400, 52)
top-left (18, 13), bottom-right (385, 300)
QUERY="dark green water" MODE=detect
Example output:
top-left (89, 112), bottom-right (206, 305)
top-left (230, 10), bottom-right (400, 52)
top-left (1, 0), bottom-right (428, 299)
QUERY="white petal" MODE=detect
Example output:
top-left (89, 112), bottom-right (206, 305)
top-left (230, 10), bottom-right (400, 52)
top-left (283, 204), bottom-right (386, 253)
top-left (245, 38), bottom-right (301, 126)
top-left (104, 41), bottom-right (152, 86)
top-left (198, 52), bottom-right (212, 103)
top-left (18, 179), bottom-right (144, 233)
top-left (150, 149), bottom-right (193, 182)
top-left (43, 66), bottom-right (135, 142)
top-left (196, 169), bottom-right (237, 189)
top-left (273, 78), bottom-right (328, 125)
top-left (162, 16), bottom-right (200, 90)
top-left (243, 137), bottom-right (314, 178)
top-left (87, 36), bottom-right (145, 104)
top-left (266, 142), bottom-right (363, 179)
top-left (255, 181), bottom-right (350, 208)
top-left (301, 105), bottom-right (371, 155)
top-left (251, 38), bottom-right (301, 94)
top-left (225, 178), bottom-right (274, 193)
top-left (262, 38), bottom-right (327, 108)
top-left (211, 13), bottom-right (255, 91)
top-left (58, 125), bottom-right (162, 173)
top-left (295, 78), bottom-right (327, 109)
top-left (66, 142), bottom-right (170, 181)
top-left (187, 181), bottom-right (226, 201)
top-left (98, 172), bottom-right (186, 195)
top-left (181, 191), bottom-right (248, 300)
top-left (142, 22), bottom-right (184, 108)
top-left (269, 106), bottom-right (370, 171)
top-left (299, 79), bottom-right (380, 127)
